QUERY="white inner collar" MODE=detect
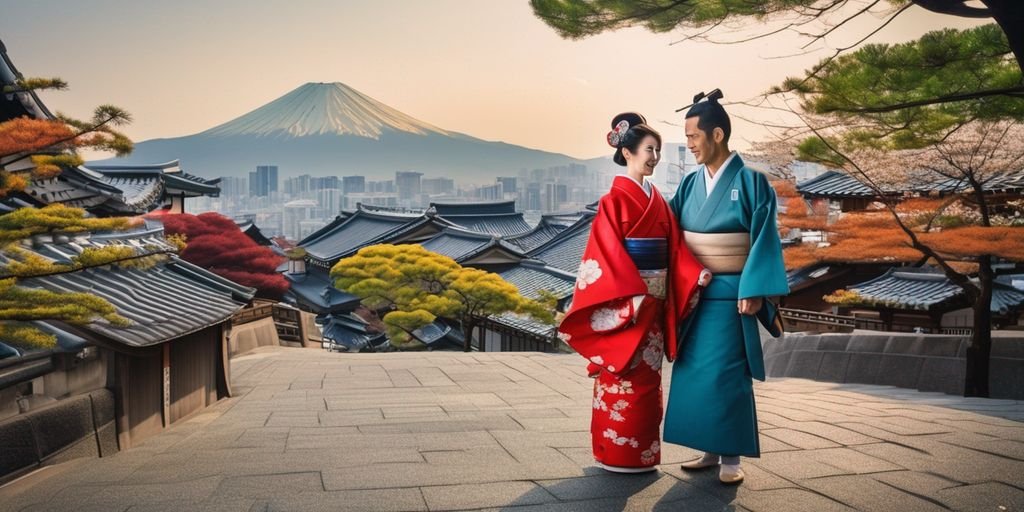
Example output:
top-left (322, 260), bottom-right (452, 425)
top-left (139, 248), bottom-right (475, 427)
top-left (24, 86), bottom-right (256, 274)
top-left (618, 174), bottom-right (652, 197)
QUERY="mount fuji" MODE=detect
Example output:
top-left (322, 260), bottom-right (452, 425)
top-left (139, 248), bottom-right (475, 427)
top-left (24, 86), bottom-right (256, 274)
top-left (93, 82), bottom-right (584, 182)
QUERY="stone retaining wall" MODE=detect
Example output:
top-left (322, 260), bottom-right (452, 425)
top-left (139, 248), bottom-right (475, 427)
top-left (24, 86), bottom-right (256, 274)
top-left (763, 332), bottom-right (1024, 399)
top-left (0, 388), bottom-right (117, 485)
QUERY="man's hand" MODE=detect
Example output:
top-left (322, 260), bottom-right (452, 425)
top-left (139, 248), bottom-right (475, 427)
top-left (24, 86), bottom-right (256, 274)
top-left (738, 297), bottom-right (762, 316)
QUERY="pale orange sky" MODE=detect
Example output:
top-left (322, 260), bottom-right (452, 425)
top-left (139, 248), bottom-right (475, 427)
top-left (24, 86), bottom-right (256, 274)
top-left (0, 1), bottom-right (986, 159)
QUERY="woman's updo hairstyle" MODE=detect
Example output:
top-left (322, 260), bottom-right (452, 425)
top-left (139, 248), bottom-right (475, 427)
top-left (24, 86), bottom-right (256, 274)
top-left (607, 112), bottom-right (662, 167)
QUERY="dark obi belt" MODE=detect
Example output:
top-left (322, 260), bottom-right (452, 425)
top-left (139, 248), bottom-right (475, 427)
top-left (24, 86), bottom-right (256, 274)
top-left (624, 237), bottom-right (668, 270)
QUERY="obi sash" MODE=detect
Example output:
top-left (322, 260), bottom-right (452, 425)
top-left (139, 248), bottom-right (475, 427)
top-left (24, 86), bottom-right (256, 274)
top-left (682, 231), bottom-right (783, 337)
top-left (624, 237), bottom-right (668, 270)
top-left (682, 231), bottom-right (749, 274)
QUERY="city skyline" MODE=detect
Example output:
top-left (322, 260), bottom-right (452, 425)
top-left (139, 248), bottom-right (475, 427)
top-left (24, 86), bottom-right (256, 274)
top-left (0, 1), bottom-right (985, 160)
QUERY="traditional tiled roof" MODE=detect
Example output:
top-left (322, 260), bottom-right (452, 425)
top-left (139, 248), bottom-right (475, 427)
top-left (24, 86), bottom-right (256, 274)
top-left (506, 215), bottom-right (573, 252)
top-left (849, 267), bottom-right (1024, 314)
top-left (526, 211), bottom-right (595, 274)
top-left (235, 219), bottom-right (274, 247)
top-left (797, 171), bottom-right (878, 198)
top-left (797, 169), bottom-right (1024, 199)
top-left (300, 201), bottom-right (536, 264)
top-left (283, 267), bottom-right (361, 312)
top-left (4, 226), bottom-right (255, 348)
top-left (0, 38), bottom-right (54, 123)
top-left (441, 214), bottom-right (532, 237)
top-left (317, 312), bottom-right (386, 352)
top-left (488, 313), bottom-right (556, 338)
top-left (298, 214), bottom-right (350, 246)
top-left (425, 201), bottom-right (533, 237)
top-left (787, 264), bottom-right (852, 292)
top-left (498, 259), bottom-right (576, 301)
top-left (419, 227), bottom-right (524, 264)
top-left (88, 160), bottom-right (221, 197)
top-left (300, 208), bottom-right (426, 262)
top-left (431, 200), bottom-right (516, 216)
top-left (0, 321), bottom-right (88, 360)
top-left (2, 41), bottom-right (218, 215)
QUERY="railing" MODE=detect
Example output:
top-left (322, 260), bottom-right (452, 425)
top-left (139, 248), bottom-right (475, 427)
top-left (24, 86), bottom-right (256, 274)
top-left (779, 308), bottom-right (973, 336)
top-left (779, 308), bottom-right (856, 328)
top-left (231, 299), bottom-right (275, 325)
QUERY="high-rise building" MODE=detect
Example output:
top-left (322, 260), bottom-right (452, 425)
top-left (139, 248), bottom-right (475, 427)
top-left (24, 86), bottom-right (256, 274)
top-left (497, 177), bottom-right (517, 195)
top-left (525, 183), bottom-right (542, 211)
top-left (543, 182), bottom-right (569, 212)
top-left (342, 176), bottom-right (366, 194)
top-left (218, 176), bottom-right (247, 198)
top-left (316, 188), bottom-right (342, 219)
top-left (282, 199), bottom-right (318, 241)
top-left (478, 183), bottom-right (503, 200)
top-left (422, 177), bottom-right (455, 195)
top-left (248, 165), bottom-right (279, 197)
top-left (284, 174), bottom-right (312, 197)
top-left (312, 176), bottom-right (340, 191)
top-left (395, 171), bottom-right (423, 203)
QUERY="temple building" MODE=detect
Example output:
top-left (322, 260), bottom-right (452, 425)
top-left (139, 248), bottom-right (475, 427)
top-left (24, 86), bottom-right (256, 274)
top-left (282, 201), bottom-right (595, 353)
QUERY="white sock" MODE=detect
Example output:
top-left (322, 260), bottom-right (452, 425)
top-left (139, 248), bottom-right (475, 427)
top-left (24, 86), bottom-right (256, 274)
top-left (700, 452), bottom-right (720, 463)
top-left (721, 463), bottom-right (741, 472)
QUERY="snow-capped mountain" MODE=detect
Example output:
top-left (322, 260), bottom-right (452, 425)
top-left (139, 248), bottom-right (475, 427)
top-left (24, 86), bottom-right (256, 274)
top-left (95, 82), bottom-right (583, 182)
top-left (201, 82), bottom-right (454, 139)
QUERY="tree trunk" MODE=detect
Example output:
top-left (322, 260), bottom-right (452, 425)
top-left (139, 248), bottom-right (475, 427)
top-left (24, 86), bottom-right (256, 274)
top-left (462, 319), bottom-right (476, 353)
top-left (982, 0), bottom-right (1024, 75)
top-left (963, 256), bottom-right (994, 397)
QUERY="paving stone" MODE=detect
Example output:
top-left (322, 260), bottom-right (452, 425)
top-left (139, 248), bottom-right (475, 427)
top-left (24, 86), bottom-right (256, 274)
top-left (420, 481), bottom-right (558, 509)
top-left (738, 488), bottom-right (856, 512)
top-left (934, 481), bottom-right (1024, 511)
top-left (747, 451), bottom-right (853, 480)
top-left (5, 348), bottom-right (1024, 512)
top-left (870, 470), bottom-right (964, 497)
top-left (803, 447), bottom-right (903, 474)
top-left (761, 428), bottom-right (842, 450)
top-left (799, 475), bottom-right (948, 512)
top-left (259, 488), bottom-right (427, 512)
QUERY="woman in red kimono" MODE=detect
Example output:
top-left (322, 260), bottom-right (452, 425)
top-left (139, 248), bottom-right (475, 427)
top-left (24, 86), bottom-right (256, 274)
top-left (558, 113), bottom-right (709, 473)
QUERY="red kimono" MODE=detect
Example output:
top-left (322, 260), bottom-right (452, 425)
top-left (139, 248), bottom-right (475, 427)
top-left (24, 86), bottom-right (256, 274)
top-left (558, 176), bottom-right (707, 470)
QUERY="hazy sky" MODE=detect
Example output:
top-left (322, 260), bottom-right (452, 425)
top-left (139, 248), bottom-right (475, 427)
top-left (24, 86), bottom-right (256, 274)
top-left (0, 1), bottom-right (986, 159)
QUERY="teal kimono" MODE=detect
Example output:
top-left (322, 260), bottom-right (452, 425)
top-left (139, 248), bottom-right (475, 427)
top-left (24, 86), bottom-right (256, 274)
top-left (663, 154), bottom-right (789, 457)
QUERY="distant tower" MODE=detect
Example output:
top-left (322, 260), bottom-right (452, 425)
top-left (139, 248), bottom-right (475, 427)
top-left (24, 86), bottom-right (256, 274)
top-left (395, 171), bottom-right (423, 204)
top-left (249, 165), bottom-right (279, 197)
top-left (342, 175), bottom-right (366, 194)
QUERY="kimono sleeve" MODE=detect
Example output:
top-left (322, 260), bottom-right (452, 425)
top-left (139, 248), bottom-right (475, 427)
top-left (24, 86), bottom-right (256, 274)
top-left (738, 171), bottom-right (790, 300)
top-left (557, 196), bottom-right (650, 375)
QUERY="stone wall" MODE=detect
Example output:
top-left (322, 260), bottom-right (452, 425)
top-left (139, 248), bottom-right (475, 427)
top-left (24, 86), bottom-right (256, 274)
top-left (228, 317), bottom-right (282, 357)
top-left (763, 332), bottom-right (1024, 399)
top-left (0, 388), bottom-right (117, 485)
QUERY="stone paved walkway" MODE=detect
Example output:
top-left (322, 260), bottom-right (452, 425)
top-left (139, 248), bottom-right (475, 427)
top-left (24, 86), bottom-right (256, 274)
top-left (2, 347), bottom-right (1023, 511)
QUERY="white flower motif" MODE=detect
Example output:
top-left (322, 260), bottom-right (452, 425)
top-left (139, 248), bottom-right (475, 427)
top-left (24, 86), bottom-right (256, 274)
top-left (593, 383), bottom-right (609, 411)
top-left (640, 441), bottom-right (661, 465)
top-left (642, 332), bottom-right (664, 371)
top-left (618, 381), bottom-right (634, 394)
top-left (589, 355), bottom-right (604, 365)
top-left (589, 304), bottom-right (630, 332)
top-left (576, 259), bottom-right (603, 290)
top-left (602, 428), bottom-right (639, 447)
top-left (607, 365), bottom-right (616, 373)
top-left (557, 331), bottom-right (572, 342)
top-left (609, 410), bottom-right (625, 422)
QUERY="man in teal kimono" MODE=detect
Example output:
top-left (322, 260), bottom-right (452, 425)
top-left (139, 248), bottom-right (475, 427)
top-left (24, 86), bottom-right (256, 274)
top-left (664, 92), bottom-right (789, 485)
